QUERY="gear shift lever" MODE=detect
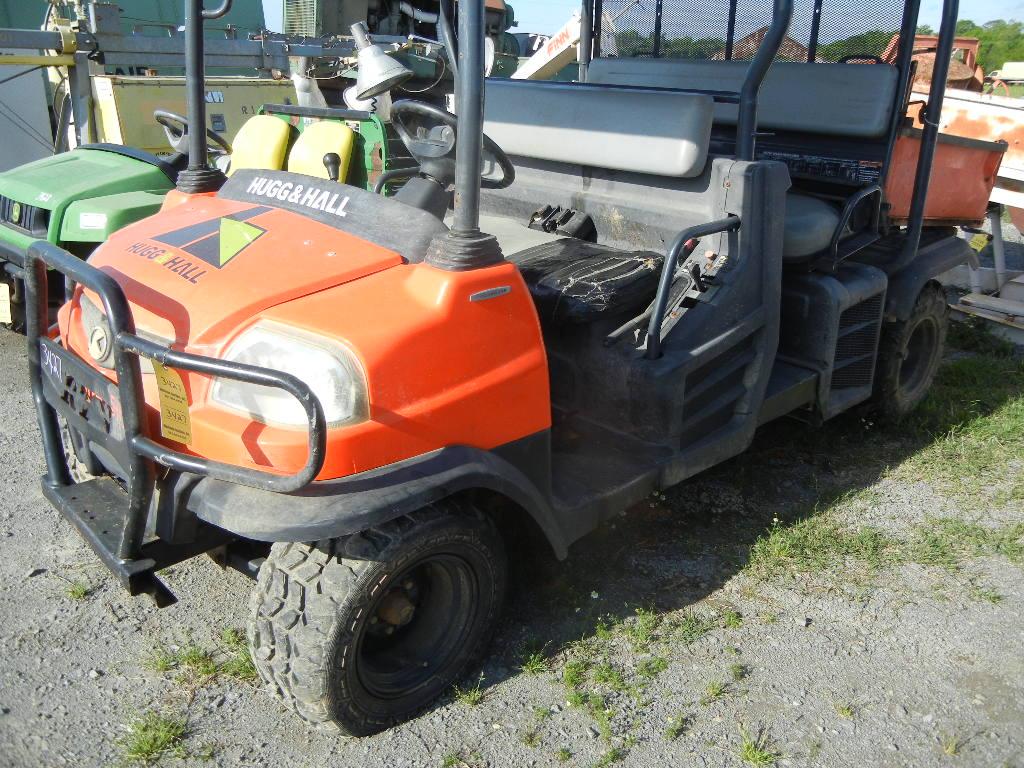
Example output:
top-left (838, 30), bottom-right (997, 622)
top-left (323, 152), bottom-right (341, 182)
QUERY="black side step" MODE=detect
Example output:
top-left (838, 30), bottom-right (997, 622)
top-left (41, 477), bottom-right (233, 607)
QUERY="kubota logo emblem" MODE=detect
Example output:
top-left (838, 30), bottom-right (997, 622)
top-left (125, 207), bottom-right (271, 284)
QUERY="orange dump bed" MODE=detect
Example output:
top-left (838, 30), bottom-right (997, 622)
top-left (885, 126), bottom-right (1007, 226)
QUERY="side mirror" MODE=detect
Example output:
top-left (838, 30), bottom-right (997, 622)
top-left (323, 153), bottom-right (342, 182)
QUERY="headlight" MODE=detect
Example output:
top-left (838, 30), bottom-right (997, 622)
top-left (211, 323), bottom-right (368, 428)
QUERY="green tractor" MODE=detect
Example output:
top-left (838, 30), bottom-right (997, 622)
top-left (0, 141), bottom-right (181, 329)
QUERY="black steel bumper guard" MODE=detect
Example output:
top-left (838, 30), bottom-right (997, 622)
top-left (25, 241), bottom-right (327, 604)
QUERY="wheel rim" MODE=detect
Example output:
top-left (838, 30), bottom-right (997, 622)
top-left (355, 554), bottom-right (479, 700)
top-left (899, 316), bottom-right (939, 398)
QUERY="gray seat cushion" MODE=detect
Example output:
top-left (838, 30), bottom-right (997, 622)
top-left (784, 193), bottom-right (840, 261)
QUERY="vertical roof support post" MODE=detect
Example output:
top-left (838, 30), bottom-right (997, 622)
top-left (176, 0), bottom-right (233, 194)
top-left (735, 0), bottom-right (793, 160)
top-left (579, 1), bottom-right (593, 82)
top-left (890, 0), bottom-right (959, 273)
top-left (426, 0), bottom-right (504, 271)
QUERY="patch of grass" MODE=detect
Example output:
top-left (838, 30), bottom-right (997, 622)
top-left (520, 651), bottom-right (548, 676)
top-left (453, 674), bottom-right (485, 706)
top-left (729, 663), bottom-right (748, 682)
top-left (594, 746), bottom-right (627, 766)
top-left (219, 628), bottom-right (257, 682)
top-left (737, 725), bottom-right (779, 766)
top-left (909, 520), bottom-right (1024, 570)
top-left (637, 656), bottom-right (668, 679)
top-left (521, 729), bottom-right (542, 748)
top-left (940, 732), bottom-right (964, 756)
top-left (701, 680), bottom-right (728, 706)
top-left (835, 702), bottom-right (855, 719)
top-left (723, 610), bottom-right (743, 629)
top-left (563, 659), bottom-right (589, 691)
top-left (442, 751), bottom-right (480, 768)
top-left (665, 713), bottom-right (692, 740)
top-left (555, 746), bottom-right (573, 762)
top-left (671, 611), bottom-right (717, 646)
top-left (948, 317), bottom-right (1016, 359)
top-left (623, 607), bottom-right (660, 651)
top-left (969, 584), bottom-right (1003, 604)
top-left (593, 663), bottom-right (627, 692)
top-left (176, 644), bottom-right (218, 681)
top-left (746, 513), bottom-right (895, 579)
top-left (66, 581), bottom-right (90, 600)
top-left (532, 705), bottom-right (552, 722)
top-left (143, 646), bottom-right (178, 674)
top-left (567, 690), bottom-right (587, 708)
top-left (898, 356), bottom-right (1024, 500)
top-left (117, 711), bottom-right (187, 766)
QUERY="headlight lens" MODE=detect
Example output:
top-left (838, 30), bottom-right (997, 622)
top-left (211, 323), bottom-right (368, 428)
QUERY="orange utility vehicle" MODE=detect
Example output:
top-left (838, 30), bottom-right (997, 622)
top-left (27, 0), bottom-right (970, 734)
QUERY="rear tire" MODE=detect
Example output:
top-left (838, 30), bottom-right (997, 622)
top-left (873, 281), bottom-right (947, 420)
top-left (248, 503), bottom-right (506, 735)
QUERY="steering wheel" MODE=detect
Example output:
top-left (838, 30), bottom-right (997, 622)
top-left (154, 109), bottom-right (232, 157)
top-left (390, 100), bottom-right (514, 190)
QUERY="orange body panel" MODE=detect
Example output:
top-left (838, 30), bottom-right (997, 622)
top-left (60, 193), bottom-right (551, 480)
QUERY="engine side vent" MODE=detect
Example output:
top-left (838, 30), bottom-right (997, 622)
top-left (832, 292), bottom-right (884, 388)
top-left (283, 0), bottom-right (319, 36)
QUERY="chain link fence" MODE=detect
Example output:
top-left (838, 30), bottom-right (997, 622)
top-left (601, 0), bottom-right (907, 63)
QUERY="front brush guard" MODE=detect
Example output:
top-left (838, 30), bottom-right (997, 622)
top-left (24, 241), bottom-right (327, 603)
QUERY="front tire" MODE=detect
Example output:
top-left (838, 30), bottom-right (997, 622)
top-left (248, 504), bottom-right (506, 735)
top-left (873, 281), bottom-right (948, 420)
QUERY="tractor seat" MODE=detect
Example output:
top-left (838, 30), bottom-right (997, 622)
top-left (509, 239), bottom-right (664, 324)
top-left (287, 120), bottom-right (357, 181)
top-left (227, 115), bottom-right (296, 176)
top-left (783, 193), bottom-right (841, 263)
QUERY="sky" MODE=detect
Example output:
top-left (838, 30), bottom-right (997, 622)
top-left (262, 1), bottom-right (1024, 37)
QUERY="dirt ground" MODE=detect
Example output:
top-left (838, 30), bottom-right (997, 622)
top-left (1, 323), bottom-right (1022, 768)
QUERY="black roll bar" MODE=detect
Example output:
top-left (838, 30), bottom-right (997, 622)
top-left (736, 0), bottom-right (793, 160)
top-left (24, 240), bottom-right (327, 561)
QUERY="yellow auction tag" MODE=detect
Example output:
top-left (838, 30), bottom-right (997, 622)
top-left (152, 361), bottom-right (192, 445)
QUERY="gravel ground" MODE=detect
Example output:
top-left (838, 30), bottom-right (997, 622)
top-left (1, 327), bottom-right (1023, 768)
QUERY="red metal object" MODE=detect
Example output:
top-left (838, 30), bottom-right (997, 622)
top-left (885, 127), bottom-right (1007, 226)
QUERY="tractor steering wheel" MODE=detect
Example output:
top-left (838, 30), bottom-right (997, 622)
top-left (154, 109), bottom-right (232, 157)
top-left (390, 100), bottom-right (515, 190)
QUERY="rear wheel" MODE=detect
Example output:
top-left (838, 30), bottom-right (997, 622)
top-left (248, 503), bottom-right (506, 735)
top-left (873, 281), bottom-right (948, 420)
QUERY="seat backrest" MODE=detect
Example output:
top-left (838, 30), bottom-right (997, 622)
top-left (483, 79), bottom-right (713, 178)
top-left (588, 58), bottom-right (899, 139)
top-left (227, 115), bottom-right (295, 177)
top-left (286, 120), bottom-right (356, 181)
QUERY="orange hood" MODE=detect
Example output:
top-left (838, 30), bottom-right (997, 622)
top-left (85, 194), bottom-right (404, 347)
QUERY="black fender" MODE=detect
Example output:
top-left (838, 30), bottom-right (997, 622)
top-left (884, 235), bottom-right (971, 323)
top-left (188, 438), bottom-right (569, 558)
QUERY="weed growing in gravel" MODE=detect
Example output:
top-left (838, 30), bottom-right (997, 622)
top-left (219, 628), bottom-right (257, 682)
top-left (520, 651), bottom-right (548, 676)
top-left (664, 713), bottom-right (692, 740)
top-left (453, 674), bottom-right (485, 706)
top-left (835, 702), bottom-right (855, 719)
top-left (555, 746), bottom-right (573, 762)
top-left (671, 611), bottom-right (717, 646)
top-left (66, 581), bottom-right (90, 600)
top-left (969, 584), bottom-right (1003, 604)
top-left (737, 725), bottom-right (779, 766)
top-left (908, 520), bottom-right (1024, 570)
top-left (729, 663), bottom-right (748, 682)
top-left (637, 656), bottom-right (668, 679)
top-left (593, 663), bottom-right (627, 692)
top-left (441, 750), bottom-right (481, 768)
top-left (701, 680), bottom-right (729, 705)
top-left (723, 610), bottom-right (743, 629)
top-left (594, 746), bottom-right (627, 766)
top-left (117, 710), bottom-right (186, 766)
top-left (623, 607), bottom-right (660, 651)
top-left (521, 729), bottom-right (542, 748)
top-left (562, 659), bottom-right (589, 691)
top-left (940, 732), bottom-right (964, 756)
top-left (532, 705), bottom-right (552, 722)
top-left (143, 646), bottom-right (177, 674)
top-left (176, 644), bottom-right (218, 682)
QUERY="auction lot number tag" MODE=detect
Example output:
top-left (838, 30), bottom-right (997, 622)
top-left (152, 362), bottom-right (192, 445)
